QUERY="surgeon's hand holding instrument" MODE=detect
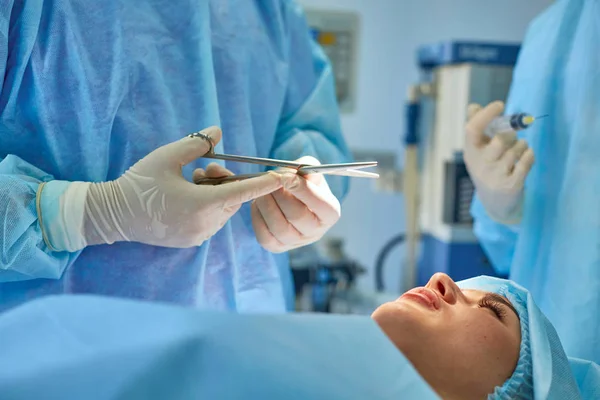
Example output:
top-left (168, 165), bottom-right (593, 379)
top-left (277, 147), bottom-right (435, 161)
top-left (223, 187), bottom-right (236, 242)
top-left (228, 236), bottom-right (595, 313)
top-left (463, 102), bottom-right (535, 224)
top-left (187, 130), bottom-right (379, 185)
top-left (187, 131), bottom-right (379, 253)
top-left (250, 155), bottom-right (346, 253)
top-left (484, 112), bottom-right (547, 137)
top-left (36, 127), bottom-right (288, 252)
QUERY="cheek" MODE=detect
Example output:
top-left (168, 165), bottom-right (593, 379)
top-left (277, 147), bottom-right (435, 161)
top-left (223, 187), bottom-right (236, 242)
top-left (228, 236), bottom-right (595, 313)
top-left (466, 320), bottom-right (506, 347)
top-left (460, 318), bottom-right (520, 375)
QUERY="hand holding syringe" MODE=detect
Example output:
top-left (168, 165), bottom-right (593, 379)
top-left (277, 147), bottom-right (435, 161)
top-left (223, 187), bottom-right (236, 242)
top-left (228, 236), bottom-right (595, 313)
top-left (463, 102), bottom-right (537, 224)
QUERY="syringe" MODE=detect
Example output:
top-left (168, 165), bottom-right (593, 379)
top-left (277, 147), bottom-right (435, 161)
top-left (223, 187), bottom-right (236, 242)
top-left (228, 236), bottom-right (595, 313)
top-left (484, 113), bottom-right (548, 137)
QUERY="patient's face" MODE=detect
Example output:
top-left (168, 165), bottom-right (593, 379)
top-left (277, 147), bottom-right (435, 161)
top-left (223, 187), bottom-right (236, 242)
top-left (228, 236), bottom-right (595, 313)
top-left (371, 273), bottom-right (521, 400)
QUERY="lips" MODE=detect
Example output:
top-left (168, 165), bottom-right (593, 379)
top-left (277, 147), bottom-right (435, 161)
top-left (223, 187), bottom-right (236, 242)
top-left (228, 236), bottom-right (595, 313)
top-left (400, 287), bottom-right (440, 310)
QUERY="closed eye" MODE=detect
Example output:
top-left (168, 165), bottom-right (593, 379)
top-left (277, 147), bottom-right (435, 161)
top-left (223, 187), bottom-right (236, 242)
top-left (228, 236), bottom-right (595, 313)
top-left (478, 295), bottom-right (508, 321)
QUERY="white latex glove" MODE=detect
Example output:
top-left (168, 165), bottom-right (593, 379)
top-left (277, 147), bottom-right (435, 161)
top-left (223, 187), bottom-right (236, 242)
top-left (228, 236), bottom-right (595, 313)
top-left (39, 127), bottom-right (285, 251)
top-left (464, 101), bottom-right (535, 224)
top-left (250, 156), bottom-right (342, 253)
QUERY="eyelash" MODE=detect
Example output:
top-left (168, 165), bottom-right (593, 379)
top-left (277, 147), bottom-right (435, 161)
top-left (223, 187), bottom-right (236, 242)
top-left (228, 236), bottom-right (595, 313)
top-left (479, 297), bottom-right (507, 321)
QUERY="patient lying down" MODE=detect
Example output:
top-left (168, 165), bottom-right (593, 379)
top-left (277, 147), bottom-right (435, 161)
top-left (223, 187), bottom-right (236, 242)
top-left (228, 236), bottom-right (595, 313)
top-left (0, 274), bottom-right (595, 399)
top-left (372, 273), bottom-right (521, 400)
top-left (372, 273), bottom-right (595, 400)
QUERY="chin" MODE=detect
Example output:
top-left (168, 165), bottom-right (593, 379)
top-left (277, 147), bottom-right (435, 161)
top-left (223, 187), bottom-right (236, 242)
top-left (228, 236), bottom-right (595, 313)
top-left (373, 301), bottom-right (441, 350)
top-left (372, 302), bottom-right (420, 335)
top-left (373, 299), bottom-right (427, 323)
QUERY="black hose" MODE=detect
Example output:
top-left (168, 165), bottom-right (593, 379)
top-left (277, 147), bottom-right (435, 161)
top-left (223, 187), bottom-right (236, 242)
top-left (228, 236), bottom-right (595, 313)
top-left (374, 233), bottom-right (406, 292)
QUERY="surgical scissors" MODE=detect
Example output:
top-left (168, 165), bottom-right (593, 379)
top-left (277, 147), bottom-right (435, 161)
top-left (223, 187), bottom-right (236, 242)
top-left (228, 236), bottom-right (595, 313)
top-left (187, 131), bottom-right (379, 185)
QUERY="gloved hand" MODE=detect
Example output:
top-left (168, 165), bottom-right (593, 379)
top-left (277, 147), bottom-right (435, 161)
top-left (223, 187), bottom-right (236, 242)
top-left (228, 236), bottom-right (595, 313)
top-left (250, 156), bottom-right (342, 253)
top-left (464, 101), bottom-right (535, 224)
top-left (39, 127), bottom-right (285, 251)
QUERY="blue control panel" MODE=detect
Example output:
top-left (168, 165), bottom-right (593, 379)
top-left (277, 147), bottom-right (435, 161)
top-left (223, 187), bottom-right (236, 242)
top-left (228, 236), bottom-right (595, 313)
top-left (417, 41), bottom-right (521, 70)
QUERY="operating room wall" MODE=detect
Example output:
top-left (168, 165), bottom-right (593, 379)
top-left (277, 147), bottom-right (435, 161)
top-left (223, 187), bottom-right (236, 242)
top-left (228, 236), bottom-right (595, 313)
top-left (297, 0), bottom-right (554, 295)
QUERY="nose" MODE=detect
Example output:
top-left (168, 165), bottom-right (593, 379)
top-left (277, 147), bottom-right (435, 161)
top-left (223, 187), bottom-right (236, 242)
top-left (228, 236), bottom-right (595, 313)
top-left (426, 273), bottom-right (460, 305)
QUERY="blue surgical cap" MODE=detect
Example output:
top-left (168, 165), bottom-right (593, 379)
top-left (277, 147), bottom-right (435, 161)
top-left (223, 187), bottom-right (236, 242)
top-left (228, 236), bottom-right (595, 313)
top-left (458, 276), bottom-right (584, 399)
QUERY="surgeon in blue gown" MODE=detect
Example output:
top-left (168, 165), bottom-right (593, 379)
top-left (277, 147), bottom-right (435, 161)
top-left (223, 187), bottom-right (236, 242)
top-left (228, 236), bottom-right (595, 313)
top-left (0, 0), bottom-right (352, 312)
top-left (464, 0), bottom-right (600, 364)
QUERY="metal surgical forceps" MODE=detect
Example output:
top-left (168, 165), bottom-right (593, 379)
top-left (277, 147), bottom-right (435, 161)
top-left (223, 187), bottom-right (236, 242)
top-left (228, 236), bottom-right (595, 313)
top-left (187, 131), bottom-right (379, 185)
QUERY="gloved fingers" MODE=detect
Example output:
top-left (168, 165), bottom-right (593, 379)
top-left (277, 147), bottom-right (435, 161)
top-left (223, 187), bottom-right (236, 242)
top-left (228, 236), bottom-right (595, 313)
top-left (467, 103), bottom-right (482, 120)
top-left (271, 187), bottom-right (321, 236)
top-left (465, 101), bottom-right (504, 147)
top-left (193, 163), bottom-right (235, 183)
top-left (254, 192), bottom-right (304, 245)
top-left (496, 130), bottom-right (518, 145)
top-left (165, 126), bottom-right (223, 167)
top-left (482, 131), bottom-right (517, 162)
top-left (210, 171), bottom-right (284, 208)
top-left (292, 155), bottom-right (321, 167)
top-left (192, 168), bottom-right (206, 181)
top-left (290, 155), bottom-right (328, 186)
top-left (304, 170), bottom-right (330, 186)
top-left (250, 201), bottom-right (287, 253)
top-left (512, 147), bottom-right (535, 181)
top-left (501, 139), bottom-right (528, 171)
top-left (205, 162), bottom-right (234, 177)
top-left (281, 174), bottom-right (341, 226)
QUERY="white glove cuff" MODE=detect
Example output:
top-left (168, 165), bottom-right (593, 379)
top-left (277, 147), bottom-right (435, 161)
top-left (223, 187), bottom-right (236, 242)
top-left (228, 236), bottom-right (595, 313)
top-left (37, 181), bottom-right (91, 252)
top-left (478, 189), bottom-right (524, 225)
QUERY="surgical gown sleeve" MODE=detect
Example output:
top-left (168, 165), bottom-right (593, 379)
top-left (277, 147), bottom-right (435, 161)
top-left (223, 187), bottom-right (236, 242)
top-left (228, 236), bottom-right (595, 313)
top-left (269, 0), bottom-right (353, 200)
top-left (471, 196), bottom-right (519, 275)
top-left (0, 156), bottom-right (79, 282)
top-left (469, 12), bottom-right (545, 276)
top-left (0, 16), bottom-right (77, 282)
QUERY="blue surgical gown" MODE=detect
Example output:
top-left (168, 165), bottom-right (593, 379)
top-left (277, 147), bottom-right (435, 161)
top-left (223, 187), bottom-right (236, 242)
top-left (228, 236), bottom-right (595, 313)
top-left (0, 0), bottom-right (352, 312)
top-left (471, 0), bottom-right (600, 364)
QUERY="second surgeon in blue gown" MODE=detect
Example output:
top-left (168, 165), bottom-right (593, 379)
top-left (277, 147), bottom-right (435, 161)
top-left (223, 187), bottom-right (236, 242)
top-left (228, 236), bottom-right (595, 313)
top-left (465, 0), bottom-right (600, 365)
top-left (0, 0), bottom-right (352, 312)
